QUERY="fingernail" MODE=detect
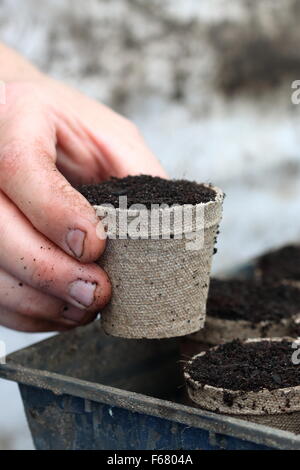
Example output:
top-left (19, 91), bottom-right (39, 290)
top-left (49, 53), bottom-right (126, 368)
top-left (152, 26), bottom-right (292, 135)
top-left (61, 305), bottom-right (86, 323)
top-left (66, 229), bottom-right (86, 258)
top-left (68, 280), bottom-right (97, 308)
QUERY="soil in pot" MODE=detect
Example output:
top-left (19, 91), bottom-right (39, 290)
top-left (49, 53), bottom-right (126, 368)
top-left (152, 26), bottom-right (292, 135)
top-left (184, 338), bottom-right (300, 433)
top-left (78, 175), bottom-right (223, 339)
top-left (182, 278), bottom-right (300, 357)
top-left (206, 278), bottom-right (300, 324)
top-left (186, 338), bottom-right (299, 392)
top-left (78, 175), bottom-right (217, 208)
top-left (256, 244), bottom-right (300, 283)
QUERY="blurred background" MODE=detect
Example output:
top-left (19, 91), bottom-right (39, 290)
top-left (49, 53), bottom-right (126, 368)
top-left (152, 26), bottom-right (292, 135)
top-left (1, 0), bottom-right (300, 449)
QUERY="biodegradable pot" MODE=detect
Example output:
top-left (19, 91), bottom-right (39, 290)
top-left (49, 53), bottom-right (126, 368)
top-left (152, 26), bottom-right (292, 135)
top-left (187, 313), bottom-right (300, 346)
top-left (184, 338), bottom-right (300, 433)
top-left (255, 244), bottom-right (300, 287)
top-left (180, 315), bottom-right (297, 360)
top-left (181, 279), bottom-right (300, 358)
top-left (94, 186), bottom-right (223, 339)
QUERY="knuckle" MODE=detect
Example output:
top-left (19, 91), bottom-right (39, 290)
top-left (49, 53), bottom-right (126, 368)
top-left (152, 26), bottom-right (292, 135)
top-left (17, 303), bottom-right (38, 318)
top-left (0, 140), bottom-right (24, 177)
top-left (30, 257), bottom-right (58, 291)
top-left (0, 137), bottom-right (52, 180)
top-left (58, 181), bottom-right (81, 205)
top-left (17, 295), bottom-right (52, 319)
top-left (43, 179), bottom-right (87, 215)
top-left (31, 136), bottom-right (55, 161)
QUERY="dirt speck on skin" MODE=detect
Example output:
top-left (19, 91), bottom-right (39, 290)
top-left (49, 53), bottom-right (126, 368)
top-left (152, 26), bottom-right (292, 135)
top-left (186, 339), bottom-right (300, 392)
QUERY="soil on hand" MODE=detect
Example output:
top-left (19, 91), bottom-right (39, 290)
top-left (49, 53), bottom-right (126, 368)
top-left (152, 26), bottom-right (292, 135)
top-left (78, 175), bottom-right (217, 209)
top-left (207, 278), bottom-right (300, 323)
top-left (257, 245), bottom-right (300, 282)
top-left (185, 339), bottom-right (300, 392)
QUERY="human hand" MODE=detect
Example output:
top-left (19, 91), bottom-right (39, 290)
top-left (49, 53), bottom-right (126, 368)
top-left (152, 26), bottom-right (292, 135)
top-left (0, 77), bottom-right (166, 332)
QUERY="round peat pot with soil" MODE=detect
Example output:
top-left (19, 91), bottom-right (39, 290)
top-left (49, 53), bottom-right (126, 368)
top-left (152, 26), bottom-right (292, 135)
top-left (79, 175), bottom-right (224, 339)
top-left (255, 244), bottom-right (300, 287)
top-left (184, 338), bottom-right (300, 433)
top-left (181, 279), bottom-right (300, 359)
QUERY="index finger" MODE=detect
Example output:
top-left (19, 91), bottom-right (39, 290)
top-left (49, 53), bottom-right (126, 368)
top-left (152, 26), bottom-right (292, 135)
top-left (0, 98), bottom-right (105, 263)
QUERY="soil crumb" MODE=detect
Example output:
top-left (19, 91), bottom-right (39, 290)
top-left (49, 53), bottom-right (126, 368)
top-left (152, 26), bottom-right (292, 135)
top-left (207, 279), bottom-right (300, 323)
top-left (78, 175), bottom-right (216, 209)
top-left (257, 245), bottom-right (300, 282)
top-left (186, 339), bottom-right (300, 392)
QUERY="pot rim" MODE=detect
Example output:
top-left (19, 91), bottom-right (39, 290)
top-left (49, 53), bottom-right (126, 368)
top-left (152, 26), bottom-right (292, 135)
top-left (204, 314), bottom-right (300, 329)
top-left (184, 337), bottom-right (300, 396)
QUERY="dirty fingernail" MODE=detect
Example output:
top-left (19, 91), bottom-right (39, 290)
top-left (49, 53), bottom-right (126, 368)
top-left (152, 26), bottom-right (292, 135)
top-left (68, 280), bottom-right (97, 308)
top-left (61, 305), bottom-right (86, 323)
top-left (66, 229), bottom-right (86, 258)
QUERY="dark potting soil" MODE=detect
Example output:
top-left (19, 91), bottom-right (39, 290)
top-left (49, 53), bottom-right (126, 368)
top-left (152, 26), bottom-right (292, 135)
top-left (185, 339), bottom-right (300, 392)
top-left (78, 175), bottom-right (217, 209)
top-left (207, 278), bottom-right (300, 323)
top-left (257, 245), bottom-right (300, 282)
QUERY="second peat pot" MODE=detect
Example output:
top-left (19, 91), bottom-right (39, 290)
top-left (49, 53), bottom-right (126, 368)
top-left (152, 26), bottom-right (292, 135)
top-left (182, 278), bottom-right (300, 358)
top-left (185, 338), bottom-right (300, 433)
